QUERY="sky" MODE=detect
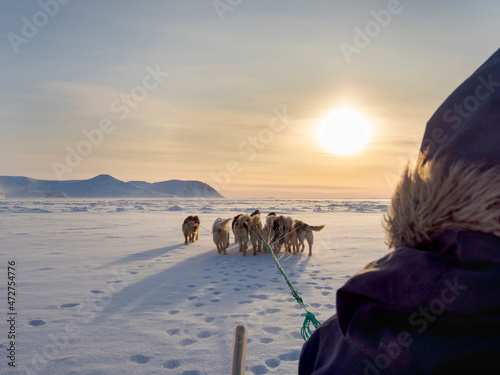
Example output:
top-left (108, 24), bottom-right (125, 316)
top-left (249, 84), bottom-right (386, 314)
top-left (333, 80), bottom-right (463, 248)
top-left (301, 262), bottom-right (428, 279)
top-left (1, 0), bottom-right (499, 198)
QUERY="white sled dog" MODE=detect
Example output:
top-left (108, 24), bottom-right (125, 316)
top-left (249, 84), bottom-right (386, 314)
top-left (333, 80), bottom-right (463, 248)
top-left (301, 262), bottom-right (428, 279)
top-left (294, 220), bottom-right (325, 256)
top-left (212, 218), bottom-right (232, 255)
top-left (249, 210), bottom-right (263, 255)
top-left (233, 214), bottom-right (251, 256)
top-left (182, 215), bottom-right (200, 245)
top-left (262, 212), bottom-right (277, 253)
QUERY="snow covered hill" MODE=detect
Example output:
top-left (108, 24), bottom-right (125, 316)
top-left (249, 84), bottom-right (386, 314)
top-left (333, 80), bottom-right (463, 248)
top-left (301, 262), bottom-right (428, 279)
top-left (0, 174), bottom-right (223, 198)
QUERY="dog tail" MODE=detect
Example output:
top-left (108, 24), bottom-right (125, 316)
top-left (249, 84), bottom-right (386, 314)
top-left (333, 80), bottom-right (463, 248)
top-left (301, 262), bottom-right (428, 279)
top-left (232, 214), bottom-right (243, 229)
top-left (237, 215), bottom-right (251, 229)
top-left (284, 216), bottom-right (295, 231)
top-left (307, 224), bottom-right (325, 232)
top-left (221, 218), bottom-right (232, 226)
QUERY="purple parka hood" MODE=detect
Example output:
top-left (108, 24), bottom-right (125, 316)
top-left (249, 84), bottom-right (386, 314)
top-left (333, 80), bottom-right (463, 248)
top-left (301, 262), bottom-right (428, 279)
top-left (299, 48), bottom-right (500, 375)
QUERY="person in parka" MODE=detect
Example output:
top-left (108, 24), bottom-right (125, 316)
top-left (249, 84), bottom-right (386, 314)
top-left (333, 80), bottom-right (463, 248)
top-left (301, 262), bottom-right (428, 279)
top-left (299, 48), bottom-right (500, 375)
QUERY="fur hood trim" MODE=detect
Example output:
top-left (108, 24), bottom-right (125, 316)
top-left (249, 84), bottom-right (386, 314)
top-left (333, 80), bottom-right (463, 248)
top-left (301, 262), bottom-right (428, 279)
top-left (384, 158), bottom-right (500, 249)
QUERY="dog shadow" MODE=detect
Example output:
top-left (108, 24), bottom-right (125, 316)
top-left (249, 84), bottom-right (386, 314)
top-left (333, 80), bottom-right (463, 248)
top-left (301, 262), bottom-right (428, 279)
top-left (97, 243), bottom-right (185, 270)
top-left (94, 248), bottom-right (218, 318)
top-left (93, 243), bottom-right (317, 323)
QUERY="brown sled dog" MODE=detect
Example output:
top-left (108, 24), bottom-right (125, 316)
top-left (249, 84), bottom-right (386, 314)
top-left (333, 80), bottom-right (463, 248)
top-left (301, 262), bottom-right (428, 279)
top-left (233, 214), bottom-right (251, 256)
top-left (294, 220), bottom-right (325, 256)
top-left (249, 210), bottom-right (263, 255)
top-left (272, 215), bottom-right (298, 254)
top-left (182, 215), bottom-right (200, 245)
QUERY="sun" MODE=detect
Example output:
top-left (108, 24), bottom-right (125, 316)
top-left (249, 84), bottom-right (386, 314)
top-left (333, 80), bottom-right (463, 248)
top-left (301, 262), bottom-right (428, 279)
top-left (317, 108), bottom-right (372, 156)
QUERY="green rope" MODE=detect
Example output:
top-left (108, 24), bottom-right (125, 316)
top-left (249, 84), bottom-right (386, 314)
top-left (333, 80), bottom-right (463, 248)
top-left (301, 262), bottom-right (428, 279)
top-left (202, 219), bottom-right (322, 340)
top-left (261, 241), bottom-right (321, 340)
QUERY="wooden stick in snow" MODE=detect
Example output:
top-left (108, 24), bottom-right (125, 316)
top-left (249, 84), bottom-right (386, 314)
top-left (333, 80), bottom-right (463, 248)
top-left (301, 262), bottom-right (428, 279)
top-left (230, 325), bottom-right (247, 375)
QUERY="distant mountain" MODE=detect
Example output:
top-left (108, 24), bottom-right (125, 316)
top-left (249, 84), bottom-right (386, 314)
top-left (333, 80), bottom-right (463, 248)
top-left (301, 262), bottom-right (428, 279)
top-left (0, 174), bottom-right (223, 198)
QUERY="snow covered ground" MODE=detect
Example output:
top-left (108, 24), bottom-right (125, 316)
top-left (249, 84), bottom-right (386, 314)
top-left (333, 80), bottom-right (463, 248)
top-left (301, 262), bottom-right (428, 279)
top-left (0, 198), bottom-right (390, 375)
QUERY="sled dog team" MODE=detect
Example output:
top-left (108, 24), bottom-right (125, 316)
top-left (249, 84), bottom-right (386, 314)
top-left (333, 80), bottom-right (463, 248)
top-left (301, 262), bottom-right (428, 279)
top-left (183, 210), bottom-right (324, 257)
